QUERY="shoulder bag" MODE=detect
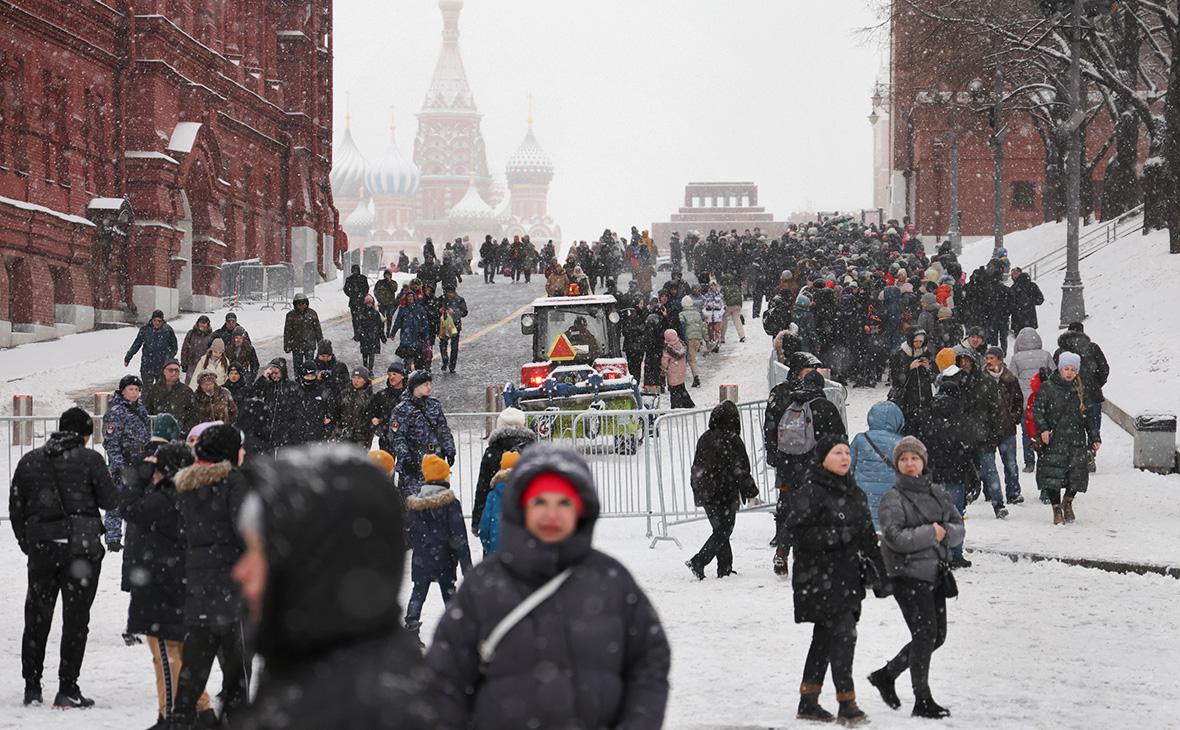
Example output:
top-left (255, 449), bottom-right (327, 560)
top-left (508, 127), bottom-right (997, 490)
top-left (479, 567), bottom-right (573, 671)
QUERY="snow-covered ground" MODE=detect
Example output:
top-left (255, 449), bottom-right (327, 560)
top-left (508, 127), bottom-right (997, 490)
top-left (960, 219), bottom-right (1180, 421)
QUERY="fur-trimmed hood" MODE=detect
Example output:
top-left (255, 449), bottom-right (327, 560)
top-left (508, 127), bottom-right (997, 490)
top-left (175, 460), bottom-right (233, 493)
top-left (406, 482), bottom-right (457, 511)
top-left (491, 468), bottom-right (513, 487)
top-left (487, 424), bottom-right (537, 449)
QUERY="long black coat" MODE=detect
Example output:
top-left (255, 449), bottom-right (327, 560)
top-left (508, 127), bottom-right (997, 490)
top-left (284, 380), bottom-right (336, 445)
top-left (9, 431), bottom-right (117, 554)
top-left (471, 424), bottom-right (537, 531)
top-left (175, 460), bottom-right (246, 628)
top-left (691, 401), bottom-right (756, 506)
top-left (370, 383), bottom-right (405, 453)
top-left (888, 341), bottom-right (934, 437)
top-left (355, 306), bottom-right (387, 356)
top-left (121, 457), bottom-right (187, 640)
top-left (1009, 275), bottom-right (1043, 331)
top-left (924, 374), bottom-right (981, 487)
top-left (783, 462), bottom-right (882, 624)
top-left (425, 445), bottom-right (670, 730)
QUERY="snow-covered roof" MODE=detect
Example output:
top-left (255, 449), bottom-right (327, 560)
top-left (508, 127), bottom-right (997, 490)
top-left (167, 122), bottom-right (202, 153)
top-left (125, 151), bottom-right (179, 164)
top-left (530, 295), bottom-right (617, 308)
top-left (0, 195), bottom-right (95, 227)
top-left (506, 123), bottom-right (554, 180)
top-left (87, 197), bottom-right (128, 211)
top-left (447, 181), bottom-right (496, 221)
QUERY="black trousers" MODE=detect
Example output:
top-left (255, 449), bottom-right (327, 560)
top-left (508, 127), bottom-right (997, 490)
top-left (361, 352), bottom-right (376, 372)
top-left (291, 349), bottom-right (313, 373)
top-left (691, 502), bottom-right (736, 574)
top-left (439, 334), bottom-right (460, 371)
top-left (174, 623), bottom-right (249, 722)
top-left (484, 263), bottom-right (496, 283)
top-left (884, 576), bottom-right (947, 699)
top-left (802, 611), bottom-right (859, 695)
top-left (22, 543), bottom-right (102, 688)
top-left (625, 352), bottom-right (645, 384)
top-left (751, 287), bottom-right (766, 318)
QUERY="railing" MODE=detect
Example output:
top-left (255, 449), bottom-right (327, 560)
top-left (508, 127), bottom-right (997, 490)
top-left (223, 262), bottom-right (296, 311)
top-left (1027, 204), bottom-right (1144, 280)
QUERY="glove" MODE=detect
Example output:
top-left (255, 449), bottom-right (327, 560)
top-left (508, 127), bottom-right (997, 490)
top-left (122, 632), bottom-right (143, 647)
top-left (446, 454), bottom-right (455, 466)
top-left (965, 483), bottom-right (982, 503)
top-left (471, 524), bottom-right (480, 537)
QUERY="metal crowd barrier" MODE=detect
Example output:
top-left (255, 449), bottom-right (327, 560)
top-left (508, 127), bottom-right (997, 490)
top-left (225, 262), bottom-right (296, 311)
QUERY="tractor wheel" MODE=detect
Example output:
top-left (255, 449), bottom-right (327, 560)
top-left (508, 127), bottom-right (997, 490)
top-left (613, 434), bottom-right (638, 456)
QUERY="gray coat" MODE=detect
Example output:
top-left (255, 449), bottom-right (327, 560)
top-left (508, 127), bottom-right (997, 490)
top-left (878, 474), bottom-right (965, 583)
top-left (1010, 327), bottom-right (1054, 401)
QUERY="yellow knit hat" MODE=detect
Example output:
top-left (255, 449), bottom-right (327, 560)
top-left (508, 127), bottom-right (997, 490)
top-left (935, 347), bottom-right (957, 373)
top-left (367, 450), bottom-right (395, 476)
top-left (422, 454), bottom-right (450, 482)
top-left (500, 450), bottom-right (521, 471)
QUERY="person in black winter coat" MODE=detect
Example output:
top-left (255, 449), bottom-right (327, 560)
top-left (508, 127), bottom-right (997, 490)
top-left (313, 339), bottom-right (351, 398)
top-left (125, 310), bottom-right (179, 386)
top-left (121, 443), bottom-right (217, 726)
top-left (888, 330), bottom-right (935, 437)
top-left (438, 288), bottom-right (468, 373)
top-left (171, 425), bottom-right (250, 728)
top-left (1008, 267), bottom-right (1043, 332)
top-left (425, 444), bottom-right (670, 730)
top-left (239, 359), bottom-right (295, 454)
top-left (355, 295), bottom-right (387, 372)
top-left (371, 362), bottom-right (407, 454)
top-left (471, 407), bottom-right (537, 536)
top-left (686, 401), bottom-right (758, 579)
top-left (232, 445), bottom-right (436, 730)
top-left (619, 291), bottom-right (648, 381)
top-left (923, 366), bottom-right (978, 568)
top-left (765, 363), bottom-right (846, 575)
top-left (284, 362), bottom-right (337, 445)
top-left (9, 408), bottom-right (117, 708)
top-left (642, 311), bottom-right (666, 388)
top-left (343, 264), bottom-right (369, 339)
top-left (783, 435), bottom-right (882, 725)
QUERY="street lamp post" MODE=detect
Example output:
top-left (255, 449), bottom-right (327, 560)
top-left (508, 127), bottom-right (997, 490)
top-left (1060, 0), bottom-right (1086, 325)
top-left (991, 62), bottom-right (1007, 255)
top-left (949, 130), bottom-right (961, 254)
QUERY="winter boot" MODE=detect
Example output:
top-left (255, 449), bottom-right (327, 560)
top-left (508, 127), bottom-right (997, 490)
top-left (949, 556), bottom-right (972, 569)
top-left (405, 619), bottom-right (425, 651)
top-left (1022, 463), bottom-right (1035, 474)
top-left (716, 567), bottom-right (738, 578)
top-left (685, 559), bottom-right (705, 581)
top-left (796, 684), bottom-right (835, 723)
top-left (692, 376), bottom-right (701, 388)
top-left (53, 685), bottom-right (95, 709)
top-left (993, 503), bottom-right (1009, 519)
top-left (912, 696), bottom-right (952, 719)
top-left (867, 669), bottom-right (900, 710)
top-left (106, 540), bottom-right (123, 553)
top-left (1062, 497), bottom-right (1076, 524)
top-left (773, 546), bottom-right (790, 576)
top-left (1007, 495), bottom-right (1025, 505)
top-left (195, 708), bottom-right (221, 729)
top-left (23, 683), bottom-right (42, 706)
top-left (1052, 504), bottom-right (1065, 525)
top-left (836, 693), bottom-right (868, 726)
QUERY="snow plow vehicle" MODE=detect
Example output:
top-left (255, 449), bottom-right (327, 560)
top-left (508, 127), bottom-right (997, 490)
top-left (503, 295), bottom-right (644, 452)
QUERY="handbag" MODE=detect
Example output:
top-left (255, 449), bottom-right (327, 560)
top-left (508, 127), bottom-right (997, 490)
top-left (935, 561), bottom-right (959, 598)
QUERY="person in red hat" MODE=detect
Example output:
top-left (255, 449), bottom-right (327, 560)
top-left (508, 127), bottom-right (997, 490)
top-left (425, 443), bottom-right (670, 730)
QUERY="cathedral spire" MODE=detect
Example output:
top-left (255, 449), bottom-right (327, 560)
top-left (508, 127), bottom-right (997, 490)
top-left (423, 0), bottom-right (475, 111)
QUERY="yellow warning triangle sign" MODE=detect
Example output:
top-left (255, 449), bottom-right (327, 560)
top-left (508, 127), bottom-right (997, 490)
top-left (548, 333), bottom-right (577, 361)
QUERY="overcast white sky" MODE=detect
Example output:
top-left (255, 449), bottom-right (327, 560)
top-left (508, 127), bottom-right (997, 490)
top-left (332, 0), bottom-right (883, 241)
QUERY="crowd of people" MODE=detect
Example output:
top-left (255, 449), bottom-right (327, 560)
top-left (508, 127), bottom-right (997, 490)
top-left (8, 217), bottom-right (1117, 727)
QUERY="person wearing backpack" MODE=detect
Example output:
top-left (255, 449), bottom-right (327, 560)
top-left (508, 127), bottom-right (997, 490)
top-left (764, 363), bottom-right (846, 576)
top-left (477, 451), bottom-right (519, 556)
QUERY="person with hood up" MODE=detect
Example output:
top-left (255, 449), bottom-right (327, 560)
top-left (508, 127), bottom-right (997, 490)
top-left (481, 235), bottom-right (500, 284)
top-left (336, 366), bottom-right (375, 446)
top-left (224, 330), bottom-right (259, 381)
top-left (1009, 327), bottom-right (1055, 472)
top-left (355, 294), bottom-right (387, 372)
top-left (477, 451), bottom-right (520, 556)
top-left (120, 442), bottom-right (217, 728)
top-left (914, 293), bottom-right (940, 337)
top-left (10, 407), bottom-right (117, 709)
top-left (686, 401), bottom-right (759, 579)
top-left (145, 359), bottom-right (196, 435)
top-left (425, 444), bottom-right (671, 730)
top-left (180, 316), bottom-right (213, 378)
top-left (1008, 267), bottom-right (1043, 333)
top-left (191, 370), bottom-right (238, 427)
top-left (679, 295), bottom-right (705, 388)
top-left (283, 294), bottom-right (322, 372)
top-left (850, 400), bottom-right (906, 528)
top-left (642, 311), bottom-right (667, 389)
top-left (231, 446), bottom-right (436, 729)
top-left (187, 339), bottom-right (229, 390)
top-left (782, 435), bottom-right (883, 726)
top-left (661, 329), bottom-right (695, 409)
top-left (471, 407), bottom-right (537, 538)
top-left (1054, 322), bottom-right (1110, 470)
top-left (125, 309), bottom-right (179, 387)
top-left (887, 330), bottom-right (934, 438)
top-left (103, 374), bottom-right (152, 551)
top-left (390, 370), bottom-right (455, 494)
top-left (170, 425), bottom-right (250, 728)
top-left (403, 455), bottom-right (473, 648)
top-left (867, 436), bottom-right (963, 720)
top-left (1033, 351), bottom-right (1099, 525)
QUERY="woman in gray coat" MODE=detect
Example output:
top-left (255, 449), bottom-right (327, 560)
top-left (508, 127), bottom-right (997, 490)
top-left (867, 436), bottom-right (964, 720)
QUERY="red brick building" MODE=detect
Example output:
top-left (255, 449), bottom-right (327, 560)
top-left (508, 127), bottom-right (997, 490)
top-left (0, 1), bottom-right (337, 347)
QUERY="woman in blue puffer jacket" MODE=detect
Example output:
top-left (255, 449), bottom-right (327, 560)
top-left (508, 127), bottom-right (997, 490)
top-left (850, 400), bottom-right (906, 529)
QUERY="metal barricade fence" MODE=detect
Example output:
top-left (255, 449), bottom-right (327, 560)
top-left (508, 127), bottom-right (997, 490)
top-left (2, 415), bottom-right (73, 521)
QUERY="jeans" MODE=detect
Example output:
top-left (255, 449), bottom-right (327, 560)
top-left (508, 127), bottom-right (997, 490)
top-left (439, 334), bottom-right (460, 372)
top-left (691, 502), bottom-right (737, 575)
top-left (997, 435), bottom-right (1021, 499)
top-left (1087, 402), bottom-right (1103, 443)
top-left (22, 543), bottom-right (102, 688)
top-left (938, 483), bottom-right (965, 561)
top-left (978, 451), bottom-right (1005, 511)
top-left (405, 580), bottom-right (455, 623)
top-left (883, 577), bottom-right (947, 700)
top-left (802, 611), bottom-right (859, 695)
top-left (1021, 415), bottom-right (1036, 469)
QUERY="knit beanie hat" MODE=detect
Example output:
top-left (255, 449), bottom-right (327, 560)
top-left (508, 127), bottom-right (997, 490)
top-left (210, 338), bottom-right (225, 353)
top-left (814, 434), bottom-right (850, 465)
top-left (1058, 351), bottom-right (1082, 371)
top-left (985, 346), bottom-right (1005, 361)
top-left (195, 423), bottom-right (242, 463)
top-left (936, 306), bottom-right (953, 320)
top-left (187, 420), bottom-right (223, 444)
top-left (422, 454), bottom-right (450, 483)
top-left (152, 413), bottom-right (181, 442)
top-left (317, 339), bottom-right (334, 356)
top-left (500, 450), bottom-right (521, 471)
top-left (520, 471), bottom-right (585, 516)
top-left (367, 449), bottom-right (395, 476)
top-left (934, 347), bottom-right (957, 373)
top-left (58, 407), bottom-right (94, 438)
top-left (892, 435), bottom-right (928, 467)
top-left (496, 407), bottom-right (527, 431)
top-left (155, 442), bottom-right (195, 479)
top-left (407, 369), bottom-right (433, 394)
top-left (118, 374), bottom-right (144, 393)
